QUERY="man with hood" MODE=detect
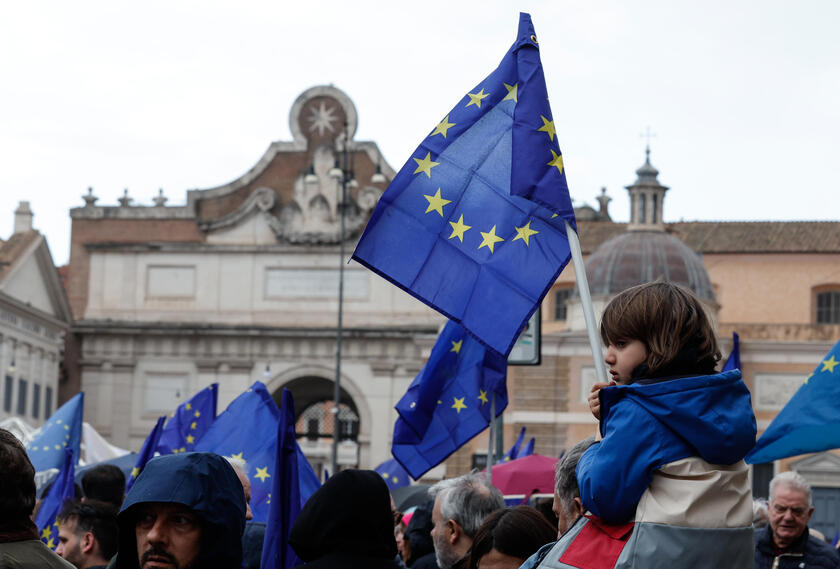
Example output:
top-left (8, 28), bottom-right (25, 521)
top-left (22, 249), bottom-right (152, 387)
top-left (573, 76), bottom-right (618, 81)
top-left (114, 452), bottom-right (246, 569)
top-left (289, 469), bottom-right (402, 569)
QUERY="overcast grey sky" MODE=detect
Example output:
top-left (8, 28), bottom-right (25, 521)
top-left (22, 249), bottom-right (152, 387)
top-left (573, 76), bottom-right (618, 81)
top-left (1, 0), bottom-right (837, 265)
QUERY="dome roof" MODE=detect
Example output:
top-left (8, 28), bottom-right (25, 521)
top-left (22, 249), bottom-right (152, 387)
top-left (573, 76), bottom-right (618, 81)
top-left (579, 230), bottom-right (716, 301)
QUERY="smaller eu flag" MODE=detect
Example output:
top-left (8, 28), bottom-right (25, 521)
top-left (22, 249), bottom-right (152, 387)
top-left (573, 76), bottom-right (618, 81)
top-left (747, 340), bottom-right (840, 464)
top-left (260, 389), bottom-right (303, 569)
top-left (722, 332), bottom-right (741, 372)
top-left (520, 437), bottom-right (536, 458)
top-left (156, 383), bottom-right (218, 455)
top-left (35, 448), bottom-right (75, 550)
top-left (374, 458), bottom-right (411, 491)
top-left (26, 392), bottom-right (83, 472)
top-left (352, 13), bottom-right (575, 357)
top-left (195, 382), bottom-right (321, 523)
top-left (392, 320), bottom-right (508, 479)
top-left (499, 426), bottom-right (526, 463)
top-left (126, 416), bottom-right (166, 491)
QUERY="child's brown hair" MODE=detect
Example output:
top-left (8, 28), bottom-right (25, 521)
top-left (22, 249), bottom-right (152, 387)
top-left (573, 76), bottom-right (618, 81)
top-left (599, 281), bottom-right (721, 376)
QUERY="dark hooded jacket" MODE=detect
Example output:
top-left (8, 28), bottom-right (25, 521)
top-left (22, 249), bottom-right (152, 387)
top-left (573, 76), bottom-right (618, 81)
top-left (403, 501), bottom-right (437, 569)
top-left (115, 452), bottom-right (246, 569)
top-left (289, 469), bottom-right (401, 569)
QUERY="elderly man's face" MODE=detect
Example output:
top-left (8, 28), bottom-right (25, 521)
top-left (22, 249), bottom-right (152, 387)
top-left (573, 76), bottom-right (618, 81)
top-left (431, 496), bottom-right (459, 569)
top-left (135, 503), bottom-right (202, 569)
top-left (768, 484), bottom-right (813, 549)
top-left (234, 469), bottom-right (253, 521)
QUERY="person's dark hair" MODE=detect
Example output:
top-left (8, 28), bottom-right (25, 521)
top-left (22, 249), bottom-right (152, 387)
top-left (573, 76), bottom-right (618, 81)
top-left (599, 281), bottom-right (721, 377)
top-left (467, 506), bottom-right (556, 569)
top-left (82, 464), bottom-right (126, 507)
top-left (59, 499), bottom-right (120, 559)
top-left (0, 428), bottom-right (36, 520)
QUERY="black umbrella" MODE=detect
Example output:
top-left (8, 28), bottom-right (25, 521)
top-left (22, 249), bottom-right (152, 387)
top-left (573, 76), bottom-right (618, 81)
top-left (392, 483), bottom-right (433, 511)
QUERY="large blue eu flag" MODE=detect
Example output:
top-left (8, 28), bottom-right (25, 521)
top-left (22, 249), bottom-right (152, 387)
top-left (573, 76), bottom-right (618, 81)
top-left (26, 392), bottom-right (83, 472)
top-left (392, 321), bottom-right (507, 479)
top-left (195, 382), bottom-right (321, 522)
top-left (747, 340), bottom-right (840, 463)
top-left (352, 13), bottom-right (575, 357)
top-left (156, 383), bottom-right (218, 454)
top-left (35, 448), bottom-right (75, 550)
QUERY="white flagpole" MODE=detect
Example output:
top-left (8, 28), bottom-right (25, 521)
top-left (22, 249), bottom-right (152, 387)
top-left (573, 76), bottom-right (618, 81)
top-left (487, 392), bottom-right (495, 484)
top-left (565, 220), bottom-right (608, 383)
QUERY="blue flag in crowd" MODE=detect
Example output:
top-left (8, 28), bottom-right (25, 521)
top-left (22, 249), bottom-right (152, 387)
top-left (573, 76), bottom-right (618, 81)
top-left (156, 383), bottom-right (218, 454)
top-left (374, 458), bottom-right (411, 491)
top-left (352, 13), bottom-right (575, 357)
top-left (520, 437), bottom-right (536, 458)
top-left (126, 415), bottom-right (166, 492)
top-left (35, 448), bottom-right (75, 550)
top-left (722, 332), bottom-right (741, 372)
top-left (195, 382), bottom-right (320, 522)
top-left (260, 389), bottom-right (303, 569)
top-left (747, 340), bottom-right (840, 464)
top-left (500, 426), bottom-right (526, 462)
top-left (392, 320), bottom-right (508, 479)
top-left (26, 392), bottom-right (83, 472)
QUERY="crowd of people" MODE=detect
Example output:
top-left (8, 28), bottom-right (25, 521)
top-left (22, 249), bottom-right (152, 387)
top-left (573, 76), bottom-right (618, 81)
top-left (2, 282), bottom-right (840, 568)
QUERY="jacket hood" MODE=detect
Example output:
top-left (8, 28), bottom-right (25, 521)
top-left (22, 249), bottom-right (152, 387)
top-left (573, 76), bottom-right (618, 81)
top-left (404, 500), bottom-right (435, 564)
top-left (600, 369), bottom-right (756, 464)
top-left (115, 452), bottom-right (246, 569)
top-left (289, 469), bottom-right (398, 561)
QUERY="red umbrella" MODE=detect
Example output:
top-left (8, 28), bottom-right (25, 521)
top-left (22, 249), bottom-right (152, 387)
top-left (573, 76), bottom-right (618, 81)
top-left (487, 454), bottom-right (558, 495)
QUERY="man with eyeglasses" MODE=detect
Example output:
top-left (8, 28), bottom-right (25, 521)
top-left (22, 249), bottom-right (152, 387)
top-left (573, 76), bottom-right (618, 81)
top-left (755, 471), bottom-right (840, 568)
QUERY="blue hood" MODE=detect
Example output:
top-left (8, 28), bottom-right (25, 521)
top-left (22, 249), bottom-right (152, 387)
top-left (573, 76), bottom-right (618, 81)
top-left (600, 369), bottom-right (756, 464)
top-left (115, 452), bottom-right (246, 569)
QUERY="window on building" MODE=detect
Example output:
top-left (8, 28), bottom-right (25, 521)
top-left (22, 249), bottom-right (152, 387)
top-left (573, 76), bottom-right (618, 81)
top-left (752, 463), bottom-right (774, 500)
top-left (816, 290), bottom-right (840, 324)
top-left (651, 194), bottom-right (658, 224)
top-left (3, 375), bottom-right (12, 413)
top-left (639, 194), bottom-right (647, 223)
top-left (554, 287), bottom-right (573, 321)
top-left (17, 379), bottom-right (28, 416)
top-left (45, 386), bottom-right (53, 417)
top-left (32, 383), bottom-right (41, 419)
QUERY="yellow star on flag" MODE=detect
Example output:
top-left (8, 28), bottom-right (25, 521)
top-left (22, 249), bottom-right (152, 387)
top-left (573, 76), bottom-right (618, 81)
top-left (478, 225), bottom-right (505, 253)
top-left (254, 467), bottom-right (271, 482)
top-left (392, 476), bottom-right (399, 484)
top-left (185, 403), bottom-right (192, 410)
top-left (190, 422), bottom-right (197, 430)
top-left (186, 434), bottom-right (195, 444)
top-left (413, 152), bottom-right (440, 178)
top-left (47, 537), bottom-right (56, 549)
top-left (823, 356), bottom-right (839, 373)
top-left (451, 339), bottom-right (463, 353)
top-left (804, 373), bottom-right (813, 385)
top-left (448, 214), bottom-right (471, 242)
top-left (512, 221), bottom-right (539, 246)
top-left (547, 150), bottom-right (564, 174)
top-left (64, 425), bottom-right (69, 430)
top-left (230, 452), bottom-right (245, 462)
top-left (478, 390), bottom-right (489, 405)
top-left (431, 115), bottom-right (456, 138)
top-left (424, 188), bottom-right (452, 216)
top-left (41, 527), bottom-right (51, 539)
top-left (466, 88), bottom-right (490, 108)
top-left (503, 83), bottom-right (518, 102)
top-left (194, 410), bottom-right (201, 417)
top-left (452, 397), bottom-right (467, 414)
top-left (131, 467), bottom-right (140, 478)
top-left (537, 115), bottom-right (556, 140)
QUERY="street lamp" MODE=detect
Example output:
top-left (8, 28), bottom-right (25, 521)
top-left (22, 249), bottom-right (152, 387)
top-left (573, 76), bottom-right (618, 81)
top-left (330, 123), bottom-right (355, 475)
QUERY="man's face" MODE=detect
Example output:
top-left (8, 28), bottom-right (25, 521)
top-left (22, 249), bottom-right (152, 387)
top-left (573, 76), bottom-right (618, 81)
top-left (768, 484), bottom-right (813, 549)
top-left (135, 503), bottom-right (202, 569)
top-left (56, 518), bottom-right (85, 568)
top-left (553, 492), bottom-right (582, 537)
top-left (234, 469), bottom-right (253, 521)
top-left (431, 496), bottom-right (459, 569)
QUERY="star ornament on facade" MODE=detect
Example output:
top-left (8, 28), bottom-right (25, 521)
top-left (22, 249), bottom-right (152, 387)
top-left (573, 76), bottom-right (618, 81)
top-left (451, 397), bottom-right (467, 414)
top-left (254, 466), bottom-right (271, 483)
top-left (431, 115), bottom-right (456, 138)
top-left (478, 225), bottom-right (505, 253)
top-left (503, 83), bottom-right (518, 103)
top-left (547, 150), bottom-right (564, 174)
top-left (424, 188), bottom-right (452, 216)
top-left (307, 101), bottom-right (338, 136)
top-left (466, 88), bottom-right (490, 108)
top-left (537, 115), bottom-right (556, 140)
top-left (413, 152), bottom-right (440, 178)
top-left (512, 221), bottom-right (539, 246)
top-left (822, 355), bottom-right (839, 373)
top-left (448, 214), bottom-right (471, 242)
